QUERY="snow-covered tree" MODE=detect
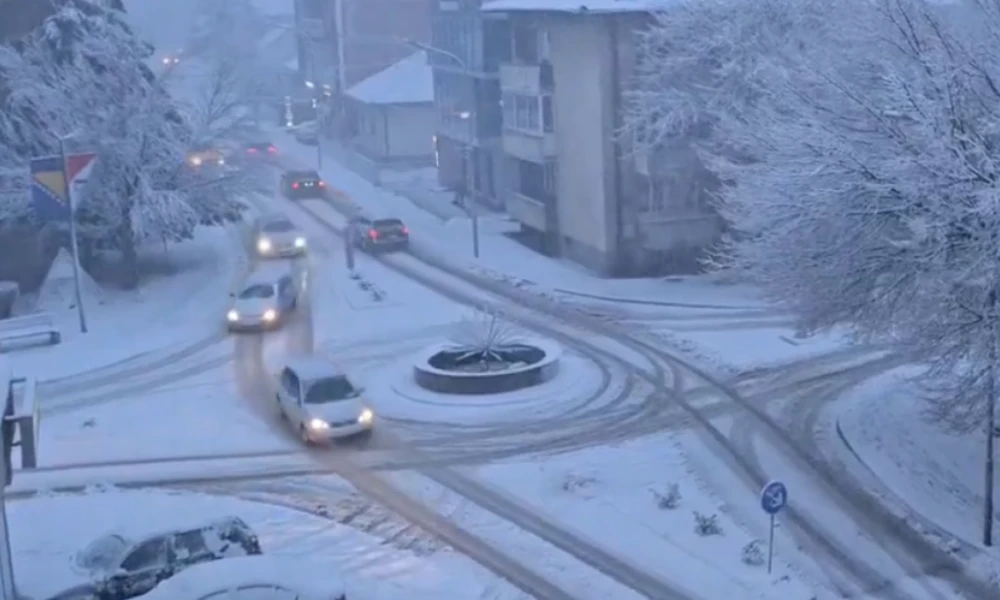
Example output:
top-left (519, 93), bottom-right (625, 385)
top-left (186, 0), bottom-right (288, 125)
top-left (0, 0), bottom-right (251, 286)
top-left (622, 0), bottom-right (833, 154)
top-left (642, 0), bottom-right (1000, 436)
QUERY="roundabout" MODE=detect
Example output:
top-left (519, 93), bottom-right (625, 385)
top-left (371, 340), bottom-right (602, 426)
top-left (412, 337), bottom-right (561, 395)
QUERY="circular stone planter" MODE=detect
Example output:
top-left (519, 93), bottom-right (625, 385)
top-left (413, 337), bottom-right (562, 395)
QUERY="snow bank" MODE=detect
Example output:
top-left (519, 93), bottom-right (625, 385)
top-left (9, 486), bottom-right (523, 600)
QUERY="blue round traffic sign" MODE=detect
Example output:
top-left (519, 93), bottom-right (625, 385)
top-left (760, 480), bottom-right (788, 515)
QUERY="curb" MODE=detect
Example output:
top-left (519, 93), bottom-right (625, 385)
top-left (551, 287), bottom-right (770, 311)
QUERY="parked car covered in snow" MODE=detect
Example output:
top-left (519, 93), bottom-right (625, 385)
top-left (72, 516), bottom-right (261, 600)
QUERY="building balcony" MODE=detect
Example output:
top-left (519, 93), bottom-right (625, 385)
top-left (499, 62), bottom-right (553, 95)
top-left (502, 128), bottom-right (556, 163)
top-left (506, 191), bottom-right (548, 231)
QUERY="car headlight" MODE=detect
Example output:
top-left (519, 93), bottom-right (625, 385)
top-left (227, 309), bottom-right (239, 322)
top-left (190, 156), bottom-right (202, 166)
top-left (358, 408), bottom-right (374, 424)
top-left (308, 418), bottom-right (329, 430)
top-left (294, 237), bottom-right (306, 248)
top-left (262, 309), bottom-right (277, 322)
top-left (218, 157), bottom-right (226, 165)
top-left (257, 238), bottom-right (272, 252)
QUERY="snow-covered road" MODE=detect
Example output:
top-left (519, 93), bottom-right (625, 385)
top-left (19, 137), bottom-right (1000, 599)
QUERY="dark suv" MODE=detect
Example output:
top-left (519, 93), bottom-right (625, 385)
top-left (71, 516), bottom-right (262, 600)
top-left (281, 170), bottom-right (326, 199)
top-left (349, 215), bottom-right (409, 253)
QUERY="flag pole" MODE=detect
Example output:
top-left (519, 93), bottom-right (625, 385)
top-left (59, 138), bottom-right (88, 333)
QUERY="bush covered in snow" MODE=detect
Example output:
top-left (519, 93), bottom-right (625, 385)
top-left (741, 540), bottom-right (765, 566)
top-left (651, 483), bottom-right (681, 509)
top-left (693, 511), bottom-right (723, 536)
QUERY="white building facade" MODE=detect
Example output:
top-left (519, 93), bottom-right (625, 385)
top-left (345, 52), bottom-right (436, 164)
top-left (483, 1), bottom-right (721, 275)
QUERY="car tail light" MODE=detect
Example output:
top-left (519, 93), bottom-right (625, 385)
top-left (318, 180), bottom-right (326, 187)
top-left (368, 229), bottom-right (378, 240)
top-left (268, 146), bottom-right (277, 153)
top-left (247, 148), bottom-right (257, 154)
top-left (401, 226), bottom-right (409, 235)
top-left (292, 182), bottom-right (300, 189)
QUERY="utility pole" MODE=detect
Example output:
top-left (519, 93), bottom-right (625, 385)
top-left (406, 40), bottom-right (480, 259)
top-left (985, 294), bottom-right (997, 546)
top-left (334, 0), bottom-right (347, 98)
top-left (463, 115), bottom-right (479, 259)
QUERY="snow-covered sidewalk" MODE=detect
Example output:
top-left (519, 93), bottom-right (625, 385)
top-left (390, 435), bottom-right (820, 600)
top-left (832, 368), bottom-right (1000, 581)
top-left (5, 224), bottom-right (247, 382)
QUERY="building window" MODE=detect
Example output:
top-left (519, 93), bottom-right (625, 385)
top-left (431, 15), bottom-right (477, 71)
top-left (542, 96), bottom-right (553, 133)
top-left (502, 93), bottom-right (551, 134)
top-left (435, 71), bottom-right (474, 135)
top-left (543, 161), bottom-right (557, 194)
top-left (511, 23), bottom-right (539, 63)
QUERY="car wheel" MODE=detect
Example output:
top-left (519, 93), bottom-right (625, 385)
top-left (354, 428), bottom-right (374, 447)
top-left (299, 425), bottom-right (313, 445)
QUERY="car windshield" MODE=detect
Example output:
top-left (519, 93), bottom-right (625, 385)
top-left (76, 534), bottom-right (129, 571)
top-left (238, 284), bottom-right (275, 299)
top-left (262, 220), bottom-right (295, 233)
top-left (304, 376), bottom-right (359, 404)
top-left (292, 171), bottom-right (319, 181)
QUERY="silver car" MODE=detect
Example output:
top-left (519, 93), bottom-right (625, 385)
top-left (252, 215), bottom-right (306, 258)
top-left (226, 270), bottom-right (300, 332)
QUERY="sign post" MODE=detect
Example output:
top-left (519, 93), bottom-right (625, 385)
top-left (30, 150), bottom-right (97, 334)
top-left (344, 231), bottom-right (355, 273)
top-left (759, 480), bottom-right (788, 574)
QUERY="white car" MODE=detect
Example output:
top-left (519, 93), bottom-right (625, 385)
top-left (275, 356), bottom-right (374, 444)
top-left (252, 214), bottom-right (306, 258)
top-left (289, 120), bottom-right (318, 145)
top-left (226, 270), bottom-right (299, 332)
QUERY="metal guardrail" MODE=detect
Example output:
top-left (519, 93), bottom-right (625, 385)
top-left (0, 312), bottom-right (60, 350)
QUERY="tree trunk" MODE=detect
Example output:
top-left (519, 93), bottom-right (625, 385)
top-left (117, 205), bottom-right (139, 290)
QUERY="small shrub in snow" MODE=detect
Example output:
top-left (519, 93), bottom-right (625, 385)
top-left (741, 540), bottom-right (765, 566)
top-left (651, 483), bottom-right (681, 509)
top-left (693, 511), bottom-right (723, 536)
top-left (560, 473), bottom-right (596, 493)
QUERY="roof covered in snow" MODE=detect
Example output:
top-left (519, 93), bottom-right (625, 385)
top-left (345, 51), bottom-right (433, 106)
top-left (482, 0), bottom-right (668, 13)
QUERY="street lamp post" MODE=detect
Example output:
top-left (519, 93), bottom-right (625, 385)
top-left (406, 39), bottom-right (479, 259)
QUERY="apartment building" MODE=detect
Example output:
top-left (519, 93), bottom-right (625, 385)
top-left (429, 0), bottom-right (510, 210)
top-left (293, 0), bottom-right (430, 95)
top-left (483, 0), bottom-right (720, 275)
